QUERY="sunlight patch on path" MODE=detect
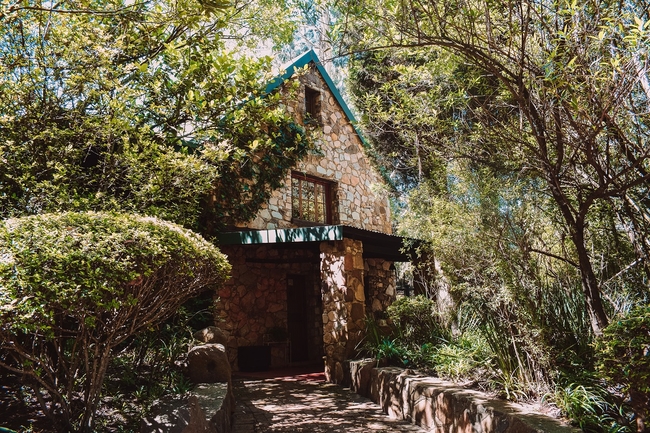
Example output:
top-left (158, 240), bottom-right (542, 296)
top-left (231, 376), bottom-right (428, 433)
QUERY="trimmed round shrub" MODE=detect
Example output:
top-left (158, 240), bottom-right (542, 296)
top-left (0, 212), bottom-right (230, 431)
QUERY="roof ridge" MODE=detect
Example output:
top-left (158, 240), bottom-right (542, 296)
top-left (264, 50), bottom-right (369, 148)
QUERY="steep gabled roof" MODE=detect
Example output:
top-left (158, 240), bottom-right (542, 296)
top-left (264, 50), bottom-right (367, 146)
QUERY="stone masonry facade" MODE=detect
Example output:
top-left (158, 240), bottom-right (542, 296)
top-left (216, 244), bottom-right (323, 369)
top-left (216, 57), bottom-right (403, 381)
top-left (365, 259), bottom-right (397, 317)
top-left (235, 64), bottom-right (392, 234)
top-left (217, 240), bottom-right (398, 380)
top-left (319, 243), bottom-right (398, 382)
top-left (320, 239), bottom-right (365, 383)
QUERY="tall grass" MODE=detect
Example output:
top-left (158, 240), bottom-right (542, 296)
top-left (363, 260), bottom-right (641, 431)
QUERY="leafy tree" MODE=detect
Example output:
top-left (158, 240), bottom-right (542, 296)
top-left (349, 48), bottom-right (504, 192)
top-left (0, 0), bottom-right (311, 234)
top-left (0, 212), bottom-right (230, 431)
top-left (337, 0), bottom-right (650, 336)
top-left (0, 1), bottom-right (316, 429)
top-left (398, 167), bottom-right (597, 396)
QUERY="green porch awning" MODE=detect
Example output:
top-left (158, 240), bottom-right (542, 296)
top-left (217, 225), bottom-right (419, 262)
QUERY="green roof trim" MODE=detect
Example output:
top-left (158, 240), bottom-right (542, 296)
top-left (264, 50), bottom-right (369, 148)
top-left (217, 225), bottom-right (421, 262)
top-left (218, 225), bottom-right (342, 245)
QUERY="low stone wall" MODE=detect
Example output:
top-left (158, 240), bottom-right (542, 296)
top-left (347, 359), bottom-right (581, 433)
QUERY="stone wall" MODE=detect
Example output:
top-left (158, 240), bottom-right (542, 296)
top-left (216, 244), bottom-right (323, 369)
top-left (364, 259), bottom-right (397, 317)
top-left (347, 360), bottom-right (581, 433)
top-left (218, 241), bottom-right (399, 377)
top-left (320, 239), bottom-right (366, 383)
top-left (236, 64), bottom-right (392, 234)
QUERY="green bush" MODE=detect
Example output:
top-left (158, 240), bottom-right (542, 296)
top-left (386, 295), bottom-right (448, 347)
top-left (0, 212), bottom-right (230, 432)
top-left (595, 305), bottom-right (650, 432)
top-left (367, 296), bottom-right (487, 376)
top-left (432, 331), bottom-right (491, 380)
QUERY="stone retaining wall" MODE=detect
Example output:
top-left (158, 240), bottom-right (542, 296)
top-left (347, 359), bottom-right (581, 433)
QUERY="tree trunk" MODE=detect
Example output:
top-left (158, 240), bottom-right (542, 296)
top-left (629, 390), bottom-right (648, 433)
top-left (79, 344), bottom-right (112, 432)
top-left (548, 184), bottom-right (609, 335)
top-left (571, 224), bottom-right (609, 335)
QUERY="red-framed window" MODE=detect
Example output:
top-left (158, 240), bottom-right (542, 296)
top-left (291, 173), bottom-right (332, 224)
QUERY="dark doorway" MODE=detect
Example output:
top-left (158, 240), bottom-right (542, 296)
top-left (286, 275), bottom-right (309, 363)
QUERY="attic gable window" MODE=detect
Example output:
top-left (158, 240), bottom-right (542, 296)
top-left (304, 86), bottom-right (321, 125)
top-left (291, 173), bottom-right (332, 224)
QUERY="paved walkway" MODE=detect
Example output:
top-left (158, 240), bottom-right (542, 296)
top-left (231, 370), bottom-right (428, 432)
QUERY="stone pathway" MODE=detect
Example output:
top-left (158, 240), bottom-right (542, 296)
top-left (231, 373), bottom-right (428, 433)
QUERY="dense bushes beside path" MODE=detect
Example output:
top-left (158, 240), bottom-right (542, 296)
top-left (595, 306), bottom-right (650, 432)
top-left (364, 295), bottom-right (650, 433)
top-left (0, 212), bottom-right (230, 432)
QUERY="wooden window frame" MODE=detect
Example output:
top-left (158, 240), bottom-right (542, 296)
top-left (291, 172), bottom-right (333, 225)
top-left (304, 86), bottom-right (321, 125)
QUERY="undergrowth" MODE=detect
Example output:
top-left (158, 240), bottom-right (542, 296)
top-left (361, 295), bottom-right (641, 433)
top-left (1, 294), bottom-right (214, 432)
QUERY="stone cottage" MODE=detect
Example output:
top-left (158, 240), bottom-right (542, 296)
top-left (215, 50), bottom-right (413, 383)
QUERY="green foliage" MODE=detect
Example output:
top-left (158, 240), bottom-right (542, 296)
top-left (364, 296), bottom-right (489, 378)
top-left (342, 0), bottom-right (650, 337)
top-left (351, 44), bottom-right (646, 407)
top-left (0, 0), bottom-right (313, 430)
top-left (342, 0), bottom-right (650, 426)
top-left (0, 0), bottom-right (311, 233)
top-left (386, 295), bottom-right (448, 346)
top-left (0, 212), bottom-right (230, 431)
top-left (554, 383), bottom-right (608, 430)
top-left (398, 169), bottom-right (595, 398)
top-left (349, 49), bottom-right (508, 192)
top-left (549, 383), bottom-right (629, 433)
top-left (595, 305), bottom-right (650, 430)
top-left (375, 338), bottom-right (410, 367)
top-left (431, 332), bottom-right (489, 380)
top-left (204, 118), bottom-right (312, 230)
top-left (595, 305), bottom-right (650, 396)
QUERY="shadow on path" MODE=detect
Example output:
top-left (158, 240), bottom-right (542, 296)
top-left (231, 373), bottom-right (428, 432)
